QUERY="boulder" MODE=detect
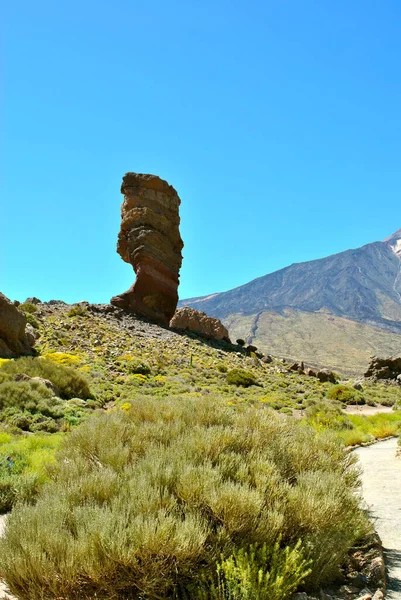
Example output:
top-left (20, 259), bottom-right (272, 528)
top-left (364, 355), bottom-right (401, 380)
top-left (305, 367), bottom-right (317, 377)
top-left (317, 368), bottom-right (337, 383)
top-left (170, 307), bottom-right (231, 342)
top-left (246, 344), bottom-right (258, 354)
top-left (14, 374), bottom-right (60, 397)
top-left (24, 297), bottom-right (41, 305)
top-left (262, 355), bottom-right (273, 364)
top-left (111, 173), bottom-right (183, 326)
top-left (0, 293), bottom-right (35, 358)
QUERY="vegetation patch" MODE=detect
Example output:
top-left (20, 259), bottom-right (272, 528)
top-left (327, 384), bottom-right (364, 405)
top-left (0, 432), bottom-right (62, 513)
top-left (0, 396), bottom-right (367, 599)
top-left (227, 368), bottom-right (259, 387)
top-left (0, 356), bottom-right (92, 400)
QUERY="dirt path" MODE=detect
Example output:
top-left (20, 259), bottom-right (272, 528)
top-left (0, 515), bottom-right (15, 600)
top-left (344, 405), bottom-right (394, 416)
top-left (355, 438), bottom-right (401, 599)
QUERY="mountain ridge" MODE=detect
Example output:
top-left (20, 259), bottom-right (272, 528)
top-left (179, 229), bottom-right (401, 372)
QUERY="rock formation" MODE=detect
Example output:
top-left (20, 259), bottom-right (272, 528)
top-left (111, 173), bottom-right (184, 326)
top-left (0, 292), bottom-right (35, 358)
top-left (170, 307), bottom-right (231, 342)
top-left (364, 355), bottom-right (401, 380)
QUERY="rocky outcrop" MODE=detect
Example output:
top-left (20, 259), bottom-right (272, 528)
top-left (111, 173), bottom-right (183, 326)
top-left (0, 293), bottom-right (35, 358)
top-left (364, 355), bottom-right (401, 380)
top-left (317, 368), bottom-right (337, 383)
top-left (170, 307), bottom-right (231, 342)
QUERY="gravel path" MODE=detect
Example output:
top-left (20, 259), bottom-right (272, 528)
top-left (355, 437), bottom-right (401, 599)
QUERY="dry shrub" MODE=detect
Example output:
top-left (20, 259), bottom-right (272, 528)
top-left (0, 356), bottom-right (92, 399)
top-left (0, 396), bottom-right (367, 599)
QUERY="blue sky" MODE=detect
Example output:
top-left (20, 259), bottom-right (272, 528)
top-left (2, 0), bottom-right (400, 303)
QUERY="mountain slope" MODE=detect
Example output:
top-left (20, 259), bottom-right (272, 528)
top-left (179, 230), bottom-right (401, 373)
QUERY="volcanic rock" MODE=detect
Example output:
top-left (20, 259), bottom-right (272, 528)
top-left (317, 368), bottom-right (337, 383)
top-left (170, 307), bottom-right (231, 342)
top-left (364, 355), bottom-right (401, 380)
top-left (0, 292), bottom-right (35, 358)
top-left (111, 173), bottom-right (183, 326)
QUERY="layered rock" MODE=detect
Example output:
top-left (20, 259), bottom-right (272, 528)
top-left (0, 292), bottom-right (35, 358)
top-left (170, 307), bottom-right (231, 342)
top-left (111, 173), bottom-right (184, 326)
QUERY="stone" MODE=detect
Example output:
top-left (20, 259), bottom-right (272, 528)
top-left (364, 355), bottom-right (401, 380)
top-left (306, 367), bottom-right (317, 377)
top-left (14, 374), bottom-right (60, 397)
top-left (26, 323), bottom-right (40, 341)
top-left (111, 173), bottom-right (183, 326)
top-left (371, 590), bottom-right (384, 600)
top-left (170, 307), bottom-right (231, 342)
top-left (0, 292), bottom-right (35, 358)
top-left (317, 368), bottom-right (337, 383)
top-left (246, 344), bottom-right (258, 354)
top-left (24, 297), bottom-right (41, 305)
top-left (262, 355), bottom-right (273, 363)
top-left (366, 556), bottom-right (385, 589)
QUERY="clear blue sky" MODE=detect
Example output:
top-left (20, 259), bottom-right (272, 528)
top-left (2, 0), bottom-right (400, 304)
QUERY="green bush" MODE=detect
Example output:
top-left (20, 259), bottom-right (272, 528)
top-left (305, 400), bottom-right (353, 431)
top-left (0, 396), bottom-right (367, 599)
top-left (67, 304), bottom-right (88, 317)
top-left (0, 357), bottom-right (92, 400)
top-left (18, 302), bottom-right (38, 314)
top-left (196, 538), bottom-right (311, 600)
top-left (0, 433), bottom-right (62, 513)
top-left (0, 380), bottom-right (65, 433)
top-left (127, 361), bottom-right (151, 375)
top-left (25, 313), bottom-right (40, 329)
top-left (227, 368), bottom-right (258, 387)
top-left (327, 385), bottom-right (364, 405)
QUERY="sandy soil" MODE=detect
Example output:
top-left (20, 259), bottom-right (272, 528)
top-left (345, 404), bottom-right (395, 416)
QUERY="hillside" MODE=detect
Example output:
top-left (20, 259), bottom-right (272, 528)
top-left (180, 229), bottom-right (401, 373)
top-left (1, 299), bottom-right (401, 600)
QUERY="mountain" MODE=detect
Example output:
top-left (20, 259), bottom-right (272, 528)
top-left (179, 229), bottom-right (401, 374)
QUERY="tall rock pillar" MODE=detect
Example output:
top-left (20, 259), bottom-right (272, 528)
top-left (111, 173), bottom-right (184, 326)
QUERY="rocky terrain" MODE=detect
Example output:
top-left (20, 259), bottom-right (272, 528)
top-left (110, 173), bottom-right (184, 326)
top-left (170, 306), bottom-right (231, 342)
top-left (0, 293), bottom-right (35, 358)
top-left (1, 173), bottom-right (401, 600)
top-left (180, 229), bottom-right (401, 373)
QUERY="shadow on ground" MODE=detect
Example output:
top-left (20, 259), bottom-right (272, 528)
top-left (384, 548), bottom-right (401, 594)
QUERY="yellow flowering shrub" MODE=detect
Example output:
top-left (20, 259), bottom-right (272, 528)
top-left (42, 353), bottom-right (82, 366)
top-left (130, 374), bottom-right (147, 384)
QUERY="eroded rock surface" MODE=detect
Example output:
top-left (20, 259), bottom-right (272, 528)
top-left (364, 356), bottom-right (401, 380)
top-left (111, 173), bottom-right (183, 326)
top-left (170, 307), bottom-right (231, 342)
top-left (0, 293), bottom-right (35, 358)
